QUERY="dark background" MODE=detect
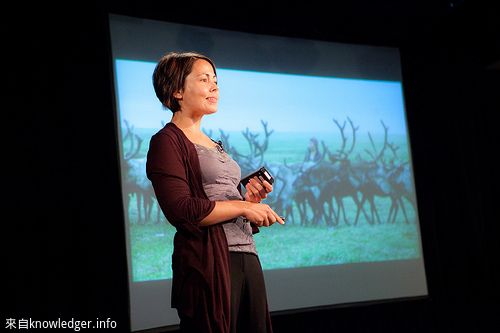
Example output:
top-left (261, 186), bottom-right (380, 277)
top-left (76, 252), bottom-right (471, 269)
top-left (6, 0), bottom-right (499, 332)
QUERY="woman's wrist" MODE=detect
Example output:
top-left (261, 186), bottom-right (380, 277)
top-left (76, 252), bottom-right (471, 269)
top-left (240, 200), bottom-right (252, 218)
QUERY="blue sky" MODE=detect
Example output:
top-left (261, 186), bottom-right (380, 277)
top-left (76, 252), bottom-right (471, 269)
top-left (114, 59), bottom-right (408, 135)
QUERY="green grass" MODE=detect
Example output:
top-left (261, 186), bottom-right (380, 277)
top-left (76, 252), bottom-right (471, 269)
top-left (255, 222), bottom-right (420, 271)
top-left (131, 222), bottom-right (175, 281)
top-left (130, 217), bottom-right (421, 282)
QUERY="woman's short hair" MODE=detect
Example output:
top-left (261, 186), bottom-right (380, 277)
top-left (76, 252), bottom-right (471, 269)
top-left (152, 51), bottom-right (216, 113)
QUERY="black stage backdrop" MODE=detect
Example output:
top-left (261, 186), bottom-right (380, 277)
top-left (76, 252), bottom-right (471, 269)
top-left (6, 1), bottom-right (499, 332)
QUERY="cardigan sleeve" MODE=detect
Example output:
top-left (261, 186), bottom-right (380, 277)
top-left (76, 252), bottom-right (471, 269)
top-left (146, 132), bottom-right (215, 227)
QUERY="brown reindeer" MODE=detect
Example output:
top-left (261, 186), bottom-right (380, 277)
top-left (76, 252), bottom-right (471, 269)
top-left (319, 117), bottom-right (369, 226)
top-left (122, 120), bottom-right (160, 224)
top-left (354, 121), bottom-right (390, 224)
top-left (384, 142), bottom-right (416, 224)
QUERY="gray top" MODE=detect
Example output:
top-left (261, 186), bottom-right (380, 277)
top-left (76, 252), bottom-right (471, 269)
top-left (194, 142), bottom-right (257, 255)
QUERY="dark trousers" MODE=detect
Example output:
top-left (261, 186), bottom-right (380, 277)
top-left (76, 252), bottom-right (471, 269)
top-left (230, 252), bottom-right (270, 333)
top-left (178, 252), bottom-right (271, 333)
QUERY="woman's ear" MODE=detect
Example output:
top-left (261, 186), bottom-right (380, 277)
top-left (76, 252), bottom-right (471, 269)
top-left (173, 91), bottom-right (182, 99)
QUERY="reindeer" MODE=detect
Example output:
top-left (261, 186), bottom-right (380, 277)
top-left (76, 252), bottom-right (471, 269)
top-left (122, 120), bottom-right (160, 224)
top-left (269, 160), bottom-right (303, 225)
top-left (384, 142), bottom-right (417, 224)
top-left (295, 159), bottom-right (338, 226)
top-left (352, 121), bottom-right (392, 225)
top-left (354, 121), bottom-right (416, 225)
top-left (261, 132), bottom-right (332, 226)
top-left (318, 117), bottom-right (369, 226)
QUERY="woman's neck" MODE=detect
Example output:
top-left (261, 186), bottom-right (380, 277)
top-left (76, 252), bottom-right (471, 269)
top-left (171, 111), bottom-right (203, 135)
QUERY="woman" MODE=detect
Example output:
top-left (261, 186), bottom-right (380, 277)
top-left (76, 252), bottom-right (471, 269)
top-left (146, 51), bottom-right (284, 333)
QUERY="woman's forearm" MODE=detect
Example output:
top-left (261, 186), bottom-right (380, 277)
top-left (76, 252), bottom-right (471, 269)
top-left (199, 200), bottom-right (250, 226)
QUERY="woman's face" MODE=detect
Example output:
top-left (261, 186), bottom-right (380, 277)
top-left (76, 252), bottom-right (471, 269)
top-left (177, 59), bottom-right (219, 115)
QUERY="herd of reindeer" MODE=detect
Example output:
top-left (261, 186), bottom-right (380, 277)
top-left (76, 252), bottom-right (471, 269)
top-left (122, 118), bottom-right (417, 227)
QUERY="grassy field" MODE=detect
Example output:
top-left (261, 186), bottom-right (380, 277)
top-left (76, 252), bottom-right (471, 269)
top-left (255, 222), bottom-right (420, 271)
top-left (130, 218), bottom-right (421, 282)
top-left (131, 222), bottom-right (174, 281)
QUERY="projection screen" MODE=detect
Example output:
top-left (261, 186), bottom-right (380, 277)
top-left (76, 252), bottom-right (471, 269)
top-left (108, 14), bottom-right (428, 331)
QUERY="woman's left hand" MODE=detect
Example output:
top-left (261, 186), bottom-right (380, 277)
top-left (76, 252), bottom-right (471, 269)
top-left (244, 176), bottom-right (273, 203)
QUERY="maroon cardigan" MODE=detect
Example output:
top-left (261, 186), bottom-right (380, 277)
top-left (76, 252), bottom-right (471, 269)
top-left (146, 122), bottom-right (251, 332)
top-left (146, 123), bottom-right (272, 332)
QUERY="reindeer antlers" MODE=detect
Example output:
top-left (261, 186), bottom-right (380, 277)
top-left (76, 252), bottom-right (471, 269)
top-left (365, 120), bottom-right (389, 162)
top-left (332, 117), bottom-right (358, 160)
top-left (123, 119), bottom-right (143, 160)
top-left (241, 120), bottom-right (274, 167)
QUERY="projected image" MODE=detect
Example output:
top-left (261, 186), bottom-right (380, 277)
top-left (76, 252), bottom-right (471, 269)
top-left (115, 59), bottom-right (421, 282)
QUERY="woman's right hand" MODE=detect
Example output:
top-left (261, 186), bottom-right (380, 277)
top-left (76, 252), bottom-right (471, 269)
top-left (242, 202), bottom-right (285, 227)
